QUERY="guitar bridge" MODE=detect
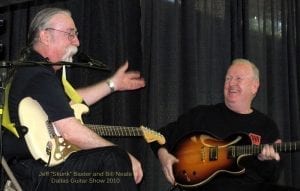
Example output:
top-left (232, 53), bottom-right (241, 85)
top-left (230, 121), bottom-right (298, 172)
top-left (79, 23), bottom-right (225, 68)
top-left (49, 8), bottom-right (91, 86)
top-left (46, 141), bottom-right (53, 156)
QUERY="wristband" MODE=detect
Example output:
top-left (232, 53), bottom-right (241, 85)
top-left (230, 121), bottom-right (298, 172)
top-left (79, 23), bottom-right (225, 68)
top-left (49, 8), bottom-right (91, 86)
top-left (106, 79), bottom-right (115, 92)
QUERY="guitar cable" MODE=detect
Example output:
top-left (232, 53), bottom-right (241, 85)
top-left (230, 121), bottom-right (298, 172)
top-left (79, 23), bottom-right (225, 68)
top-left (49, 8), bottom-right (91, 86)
top-left (33, 148), bottom-right (52, 191)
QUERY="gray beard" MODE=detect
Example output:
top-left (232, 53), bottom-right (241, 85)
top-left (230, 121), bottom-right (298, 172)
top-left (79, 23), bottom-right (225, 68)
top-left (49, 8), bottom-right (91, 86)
top-left (62, 46), bottom-right (78, 62)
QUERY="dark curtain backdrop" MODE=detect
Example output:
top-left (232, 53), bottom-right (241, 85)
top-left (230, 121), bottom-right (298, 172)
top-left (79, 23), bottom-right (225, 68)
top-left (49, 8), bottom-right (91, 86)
top-left (141, 0), bottom-right (300, 190)
top-left (0, 0), bottom-right (299, 191)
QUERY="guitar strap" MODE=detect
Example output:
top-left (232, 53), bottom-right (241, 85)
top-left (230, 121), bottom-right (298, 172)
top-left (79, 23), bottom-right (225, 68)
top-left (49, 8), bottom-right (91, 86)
top-left (1, 65), bottom-right (83, 138)
top-left (1, 80), bottom-right (20, 138)
top-left (61, 65), bottom-right (83, 104)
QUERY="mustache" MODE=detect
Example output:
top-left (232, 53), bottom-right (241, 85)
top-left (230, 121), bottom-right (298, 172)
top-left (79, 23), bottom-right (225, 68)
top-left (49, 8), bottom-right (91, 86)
top-left (62, 46), bottom-right (78, 62)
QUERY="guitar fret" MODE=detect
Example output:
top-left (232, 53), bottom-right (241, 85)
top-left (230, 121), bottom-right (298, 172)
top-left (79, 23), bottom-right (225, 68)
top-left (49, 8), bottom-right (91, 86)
top-left (284, 144), bottom-right (286, 151)
top-left (128, 127), bottom-right (132, 136)
top-left (254, 145), bottom-right (258, 154)
top-left (114, 127), bottom-right (118, 136)
top-left (135, 128), bottom-right (140, 136)
top-left (124, 127), bottom-right (129, 136)
top-left (106, 128), bottom-right (109, 136)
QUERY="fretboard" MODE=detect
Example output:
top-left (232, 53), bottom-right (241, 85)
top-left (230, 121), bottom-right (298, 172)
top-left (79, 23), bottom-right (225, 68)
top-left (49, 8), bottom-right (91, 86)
top-left (85, 124), bottom-right (143, 137)
top-left (229, 141), bottom-right (300, 157)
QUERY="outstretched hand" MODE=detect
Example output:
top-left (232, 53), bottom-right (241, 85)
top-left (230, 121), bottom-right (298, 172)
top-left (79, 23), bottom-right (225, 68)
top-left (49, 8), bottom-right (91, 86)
top-left (111, 61), bottom-right (145, 91)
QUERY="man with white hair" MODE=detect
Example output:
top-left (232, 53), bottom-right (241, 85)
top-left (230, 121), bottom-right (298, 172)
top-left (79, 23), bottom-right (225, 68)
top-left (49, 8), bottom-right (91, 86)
top-left (152, 59), bottom-right (299, 191)
top-left (3, 7), bottom-right (144, 191)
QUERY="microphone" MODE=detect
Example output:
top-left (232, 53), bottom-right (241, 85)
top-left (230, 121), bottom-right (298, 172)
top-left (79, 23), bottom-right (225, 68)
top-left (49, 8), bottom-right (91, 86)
top-left (72, 52), bottom-right (110, 71)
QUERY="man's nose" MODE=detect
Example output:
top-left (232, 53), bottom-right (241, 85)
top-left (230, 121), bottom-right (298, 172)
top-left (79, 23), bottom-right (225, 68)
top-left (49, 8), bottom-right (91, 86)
top-left (72, 35), bottom-right (80, 46)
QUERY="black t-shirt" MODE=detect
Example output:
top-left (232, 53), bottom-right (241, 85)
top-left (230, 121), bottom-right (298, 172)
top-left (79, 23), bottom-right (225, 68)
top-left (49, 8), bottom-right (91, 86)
top-left (3, 51), bottom-right (74, 160)
top-left (151, 103), bottom-right (281, 189)
top-left (157, 103), bottom-right (279, 149)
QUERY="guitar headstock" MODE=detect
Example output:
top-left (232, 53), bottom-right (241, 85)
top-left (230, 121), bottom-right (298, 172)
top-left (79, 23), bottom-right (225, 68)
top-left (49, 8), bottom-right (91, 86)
top-left (140, 126), bottom-right (166, 145)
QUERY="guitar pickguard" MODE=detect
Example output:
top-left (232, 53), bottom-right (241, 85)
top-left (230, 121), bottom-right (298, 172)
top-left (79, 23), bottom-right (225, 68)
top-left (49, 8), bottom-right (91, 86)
top-left (53, 136), bottom-right (79, 161)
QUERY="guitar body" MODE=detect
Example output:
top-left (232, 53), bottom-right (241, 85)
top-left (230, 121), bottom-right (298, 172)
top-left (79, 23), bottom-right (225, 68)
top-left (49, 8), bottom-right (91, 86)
top-left (172, 132), bottom-right (251, 188)
top-left (18, 97), bottom-right (88, 166)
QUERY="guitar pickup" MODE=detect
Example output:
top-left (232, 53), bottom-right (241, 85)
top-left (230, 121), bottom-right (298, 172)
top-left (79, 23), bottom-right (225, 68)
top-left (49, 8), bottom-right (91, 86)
top-left (209, 147), bottom-right (218, 161)
top-left (227, 146), bottom-right (235, 159)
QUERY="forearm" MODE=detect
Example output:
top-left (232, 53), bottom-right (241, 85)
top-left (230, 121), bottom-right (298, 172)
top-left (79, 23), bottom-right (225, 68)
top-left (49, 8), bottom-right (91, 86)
top-left (53, 117), bottom-right (114, 149)
top-left (76, 62), bottom-right (145, 105)
top-left (76, 80), bottom-right (112, 106)
top-left (157, 147), bottom-right (169, 159)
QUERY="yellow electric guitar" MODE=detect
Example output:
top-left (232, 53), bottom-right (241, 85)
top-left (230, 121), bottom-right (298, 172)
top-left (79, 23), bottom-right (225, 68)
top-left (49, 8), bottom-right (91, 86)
top-left (18, 97), bottom-right (165, 166)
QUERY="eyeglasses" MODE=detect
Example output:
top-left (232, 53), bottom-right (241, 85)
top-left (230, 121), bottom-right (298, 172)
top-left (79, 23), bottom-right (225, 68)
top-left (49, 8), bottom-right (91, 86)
top-left (45, 28), bottom-right (78, 41)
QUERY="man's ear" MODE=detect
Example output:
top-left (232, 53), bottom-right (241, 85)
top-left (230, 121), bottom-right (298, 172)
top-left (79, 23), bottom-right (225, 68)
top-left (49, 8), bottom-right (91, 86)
top-left (39, 30), bottom-right (50, 45)
top-left (252, 80), bottom-right (260, 94)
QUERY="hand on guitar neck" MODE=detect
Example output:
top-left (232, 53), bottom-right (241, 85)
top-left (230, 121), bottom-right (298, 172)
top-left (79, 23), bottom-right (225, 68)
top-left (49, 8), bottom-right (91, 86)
top-left (257, 139), bottom-right (281, 161)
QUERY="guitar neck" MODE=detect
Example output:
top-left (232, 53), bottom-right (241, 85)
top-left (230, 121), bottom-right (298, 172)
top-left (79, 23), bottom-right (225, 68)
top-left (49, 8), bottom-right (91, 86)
top-left (85, 124), bottom-right (143, 137)
top-left (231, 141), bottom-right (300, 157)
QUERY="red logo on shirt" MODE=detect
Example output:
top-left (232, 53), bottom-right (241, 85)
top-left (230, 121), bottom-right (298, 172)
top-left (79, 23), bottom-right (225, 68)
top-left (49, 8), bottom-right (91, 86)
top-left (248, 133), bottom-right (261, 145)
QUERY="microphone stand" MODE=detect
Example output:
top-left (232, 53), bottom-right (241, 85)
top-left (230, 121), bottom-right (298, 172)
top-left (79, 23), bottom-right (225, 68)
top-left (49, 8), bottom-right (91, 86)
top-left (0, 64), bottom-right (22, 191)
top-left (0, 60), bottom-right (111, 71)
top-left (0, 157), bottom-right (22, 191)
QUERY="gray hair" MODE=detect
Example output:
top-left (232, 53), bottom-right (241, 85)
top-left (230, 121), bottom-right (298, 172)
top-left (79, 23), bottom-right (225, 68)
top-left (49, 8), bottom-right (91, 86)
top-left (28, 7), bottom-right (71, 46)
top-left (231, 58), bottom-right (260, 81)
